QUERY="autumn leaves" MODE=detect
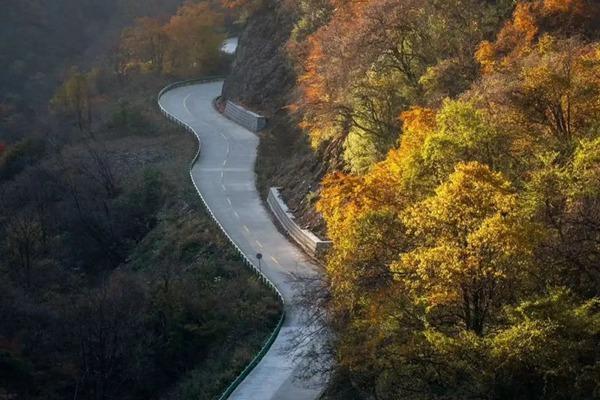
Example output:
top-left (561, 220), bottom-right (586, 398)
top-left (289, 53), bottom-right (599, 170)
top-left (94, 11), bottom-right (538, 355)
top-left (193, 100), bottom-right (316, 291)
top-left (289, 0), bottom-right (600, 398)
top-left (119, 2), bottom-right (225, 77)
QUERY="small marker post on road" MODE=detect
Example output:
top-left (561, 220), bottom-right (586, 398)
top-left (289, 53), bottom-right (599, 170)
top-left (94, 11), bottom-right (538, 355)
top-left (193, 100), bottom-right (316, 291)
top-left (256, 253), bottom-right (263, 273)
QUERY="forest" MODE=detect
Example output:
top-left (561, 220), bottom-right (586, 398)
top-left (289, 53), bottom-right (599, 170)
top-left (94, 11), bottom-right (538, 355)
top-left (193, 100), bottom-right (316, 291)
top-left (0, 1), bottom-right (280, 400)
top-left (225, 0), bottom-right (600, 399)
top-left (297, 0), bottom-right (600, 398)
top-left (3, 0), bottom-right (600, 399)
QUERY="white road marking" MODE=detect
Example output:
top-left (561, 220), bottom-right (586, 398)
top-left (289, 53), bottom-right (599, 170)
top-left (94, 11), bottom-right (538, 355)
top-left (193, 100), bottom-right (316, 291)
top-left (226, 197), bottom-right (232, 206)
top-left (197, 168), bottom-right (247, 172)
top-left (243, 225), bottom-right (250, 233)
top-left (233, 210), bottom-right (240, 219)
top-left (256, 240), bottom-right (263, 248)
top-left (222, 159), bottom-right (227, 167)
top-left (221, 184), bottom-right (227, 191)
top-left (217, 130), bottom-right (231, 163)
top-left (183, 93), bottom-right (193, 117)
top-left (271, 256), bottom-right (280, 265)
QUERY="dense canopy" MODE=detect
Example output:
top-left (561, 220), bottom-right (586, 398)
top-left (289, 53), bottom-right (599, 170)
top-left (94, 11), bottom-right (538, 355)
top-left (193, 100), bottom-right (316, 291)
top-left (288, 0), bottom-right (600, 398)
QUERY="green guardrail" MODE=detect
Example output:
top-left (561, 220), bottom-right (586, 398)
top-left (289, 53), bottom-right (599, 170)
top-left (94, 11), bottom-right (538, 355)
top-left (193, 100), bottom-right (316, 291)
top-left (217, 310), bottom-right (286, 400)
top-left (158, 78), bottom-right (287, 400)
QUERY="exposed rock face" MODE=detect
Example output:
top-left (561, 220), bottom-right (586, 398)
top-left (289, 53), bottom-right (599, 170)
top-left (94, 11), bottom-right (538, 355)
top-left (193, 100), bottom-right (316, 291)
top-left (221, 1), bottom-right (296, 115)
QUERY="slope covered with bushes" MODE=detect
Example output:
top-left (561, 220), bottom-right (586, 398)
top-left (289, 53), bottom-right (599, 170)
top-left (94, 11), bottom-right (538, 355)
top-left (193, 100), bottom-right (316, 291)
top-left (0, 2), bottom-right (281, 399)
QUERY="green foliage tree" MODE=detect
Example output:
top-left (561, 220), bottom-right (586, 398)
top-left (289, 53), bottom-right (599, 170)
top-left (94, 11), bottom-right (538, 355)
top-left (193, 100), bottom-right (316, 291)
top-left (51, 68), bottom-right (95, 133)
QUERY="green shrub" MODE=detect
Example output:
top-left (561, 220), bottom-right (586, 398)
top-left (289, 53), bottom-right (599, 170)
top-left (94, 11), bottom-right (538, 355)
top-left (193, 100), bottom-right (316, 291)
top-left (108, 102), bottom-right (153, 136)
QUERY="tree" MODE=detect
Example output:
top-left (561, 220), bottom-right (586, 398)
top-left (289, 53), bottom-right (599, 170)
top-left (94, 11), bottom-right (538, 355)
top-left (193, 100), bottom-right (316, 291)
top-left (311, 2), bottom-right (600, 398)
top-left (116, 2), bottom-right (226, 77)
top-left (396, 162), bottom-right (537, 335)
top-left (473, 37), bottom-right (600, 160)
top-left (489, 288), bottom-right (600, 399)
top-left (5, 215), bottom-right (43, 289)
top-left (162, 2), bottom-right (225, 77)
top-left (524, 139), bottom-right (600, 297)
top-left (295, 0), bottom-right (508, 171)
top-left (419, 99), bottom-right (519, 184)
top-left (71, 274), bottom-right (147, 400)
top-left (476, 0), bottom-right (600, 73)
top-left (51, 68), bottom-right (94, 133)
top-left (121, 17), bottom-right (168, 72)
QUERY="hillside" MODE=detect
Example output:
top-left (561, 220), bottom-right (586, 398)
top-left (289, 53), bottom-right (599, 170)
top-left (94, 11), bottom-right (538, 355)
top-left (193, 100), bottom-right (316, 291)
top-left (0, 2), bottom-right (281, 399)
top-left (0, 0), bottom-right (185, 101)
top-left (224, 0), bottom-right (600, 399)
top-left (0, 0), bottom-right (189, 144)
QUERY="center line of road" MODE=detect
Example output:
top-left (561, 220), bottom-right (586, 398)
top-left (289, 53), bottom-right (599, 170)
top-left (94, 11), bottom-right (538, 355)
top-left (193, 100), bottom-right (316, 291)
top-left (221, 184), bottom-right (227, 191)
top-left (243, 225), bottom-right (250, 233)
top-left (271, 256), bottom-right (280, 265)
top-left (226, 197), bottom-right (232, 206)
top-left (256, 240), bottom-right (263, 248)
top-left (183, 93), bottom-right (193, 117)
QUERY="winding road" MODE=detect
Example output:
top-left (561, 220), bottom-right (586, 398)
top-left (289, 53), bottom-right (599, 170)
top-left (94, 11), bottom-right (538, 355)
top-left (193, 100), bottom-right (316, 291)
top-left (158, 81), bottom-right (326, 399)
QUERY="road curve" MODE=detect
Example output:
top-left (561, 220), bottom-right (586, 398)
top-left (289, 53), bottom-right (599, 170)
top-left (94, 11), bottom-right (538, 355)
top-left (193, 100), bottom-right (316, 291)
top-left (159, 81), bottom-right (326, 400)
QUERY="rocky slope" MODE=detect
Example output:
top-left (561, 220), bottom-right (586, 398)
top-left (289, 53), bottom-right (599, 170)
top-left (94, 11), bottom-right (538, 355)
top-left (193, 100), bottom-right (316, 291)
top-left (221, 0), bottom-right (295, 114)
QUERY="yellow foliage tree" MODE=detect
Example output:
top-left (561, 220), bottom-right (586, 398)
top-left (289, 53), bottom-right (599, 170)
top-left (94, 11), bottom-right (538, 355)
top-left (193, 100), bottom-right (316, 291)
top-left (395, 162), bottom-right (537, 335)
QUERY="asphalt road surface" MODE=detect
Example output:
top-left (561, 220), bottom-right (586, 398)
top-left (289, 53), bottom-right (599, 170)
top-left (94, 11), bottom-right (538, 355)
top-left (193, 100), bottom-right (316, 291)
top-left (159, 81), bottom-right (327, 400)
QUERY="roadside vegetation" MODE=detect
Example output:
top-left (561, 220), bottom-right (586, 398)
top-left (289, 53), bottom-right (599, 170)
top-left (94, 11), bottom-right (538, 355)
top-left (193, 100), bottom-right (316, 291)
top-left (0, 1), bottom-right (280, 399)
top-left (229, 0), bottom-right (600, 399)
top-left (304, 1), bottom-right (600, 398)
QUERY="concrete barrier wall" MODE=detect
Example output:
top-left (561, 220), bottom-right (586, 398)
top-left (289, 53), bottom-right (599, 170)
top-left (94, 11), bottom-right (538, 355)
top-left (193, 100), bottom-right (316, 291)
top-left (223, 100), bottom-right (267, 132)
top-left (267, 187), bottom-right (332, 259)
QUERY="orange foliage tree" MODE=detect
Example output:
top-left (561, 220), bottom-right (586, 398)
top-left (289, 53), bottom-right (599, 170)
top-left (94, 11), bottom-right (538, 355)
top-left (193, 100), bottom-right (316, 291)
top-left (121, 17), bottom-right (168, 72)
top-left (162, 2), bottom-right (224, 76)
top-left (314, 3), bottom-right (600, 394)
top-left (119, 2), bottom-right (225, 77)
top-left (476, 0), bottom-right (600, 73)
top-left (294, 0), bottom-right (508, 172)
